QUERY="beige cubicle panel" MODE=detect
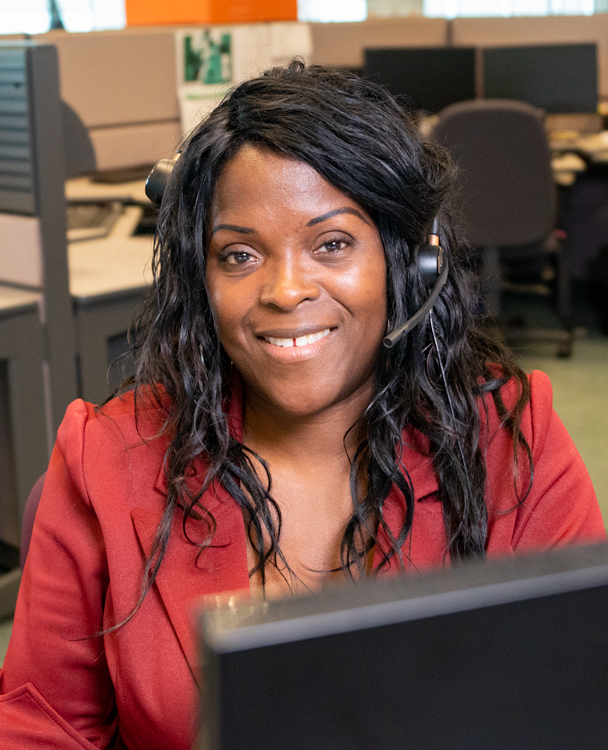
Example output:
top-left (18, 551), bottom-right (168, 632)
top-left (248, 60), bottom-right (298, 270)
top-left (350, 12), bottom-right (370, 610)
top-left (451, 15), bottom-right (608, 100)
top-left (310, 18), bottom-right (448, 68)
top-left (87, 121), bottom-right (181, 172)
top-left (34, 28), bottom-right (182, 170)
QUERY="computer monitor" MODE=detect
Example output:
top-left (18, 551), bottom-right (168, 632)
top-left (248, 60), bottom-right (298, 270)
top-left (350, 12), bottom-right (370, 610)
top-left (199, 542), bottom-right (608, 750)
top-left (483, 44), bottom-right (598, 114)
top-left (362, 47), bottom-right (477, 115)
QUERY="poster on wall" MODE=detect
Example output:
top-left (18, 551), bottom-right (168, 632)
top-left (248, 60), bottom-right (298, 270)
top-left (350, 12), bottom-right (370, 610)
top-left (176, 23), bottom-right (312, 136)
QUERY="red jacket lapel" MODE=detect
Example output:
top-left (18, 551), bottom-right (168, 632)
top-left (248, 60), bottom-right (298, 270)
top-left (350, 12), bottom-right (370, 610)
top-left (131, 476), bottom-right (250, 683)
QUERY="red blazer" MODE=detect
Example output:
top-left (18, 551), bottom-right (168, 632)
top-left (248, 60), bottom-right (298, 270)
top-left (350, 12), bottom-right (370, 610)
top-left (0, 370), bottom-right (605, 749)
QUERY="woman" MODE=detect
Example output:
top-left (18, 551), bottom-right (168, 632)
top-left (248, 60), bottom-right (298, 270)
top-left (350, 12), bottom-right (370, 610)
top-left (0, 61), bottom-right (604, 749)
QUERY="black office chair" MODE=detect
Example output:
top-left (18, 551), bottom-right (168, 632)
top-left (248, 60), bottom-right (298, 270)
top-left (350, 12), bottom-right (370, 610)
top-left (430, 99), bottom-right (573, 357)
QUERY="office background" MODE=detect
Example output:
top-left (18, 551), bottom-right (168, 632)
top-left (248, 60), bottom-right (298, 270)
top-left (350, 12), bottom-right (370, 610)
top-left (1, 0), bottom-right (608, 660)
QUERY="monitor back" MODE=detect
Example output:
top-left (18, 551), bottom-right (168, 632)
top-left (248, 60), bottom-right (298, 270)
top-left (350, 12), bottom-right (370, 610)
top-left (483, 43), bottom-right (598, 114)
top-left (363, 47), bottom-right (477, 114)
top-left (199, 543), bottom-right (608, 750)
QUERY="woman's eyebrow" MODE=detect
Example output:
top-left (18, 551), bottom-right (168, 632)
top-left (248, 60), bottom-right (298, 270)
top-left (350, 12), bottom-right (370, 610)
top-left (210, 223), bottom-right (256, 237)
top-left (307, 207), bottom-right (370, 227)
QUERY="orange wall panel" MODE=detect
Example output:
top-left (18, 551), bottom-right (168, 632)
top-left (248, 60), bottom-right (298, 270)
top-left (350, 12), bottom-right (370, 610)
top-left (125, 0), bottom-right (212, 25)
top-left (126, 0), bottom-right (297, 26)
top-left (211, 0), bottom-right (297, 23)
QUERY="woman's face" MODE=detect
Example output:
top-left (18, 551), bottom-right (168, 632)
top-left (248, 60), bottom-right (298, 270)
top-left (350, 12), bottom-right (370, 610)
top-left (206, 144), bottom-right (387, 419)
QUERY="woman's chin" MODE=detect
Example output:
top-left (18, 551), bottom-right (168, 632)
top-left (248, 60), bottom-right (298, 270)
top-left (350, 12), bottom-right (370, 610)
top-left (245, 379), bottom-right (374, 423)
top-left (259, 392), bottom-right (336, 420)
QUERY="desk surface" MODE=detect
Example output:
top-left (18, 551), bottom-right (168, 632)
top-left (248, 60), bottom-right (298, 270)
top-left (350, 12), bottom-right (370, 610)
top-left (66, 176), bottom-right (149, 205)
top-left (0, 286), bottom-right (40, 319)
top-left (64, 179), bottom-right (154, 302)
top-left (550, 129), bottom-right (608, 161)
top-left (68, 204), bottom-right (153, 302)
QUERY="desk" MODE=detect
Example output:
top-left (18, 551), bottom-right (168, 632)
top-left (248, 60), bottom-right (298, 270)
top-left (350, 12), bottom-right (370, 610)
top-left (550, 131), bottom-right (608, 185)
top-left (0, 287), bottom-right (47, 544)
top-left (68, 206), bottom-right (153, 302)
top-left (67, 194), bottom-right (154, 402)
top-left (65, 179), bottom-right (154, 401)
top-left (550, 130), bottom-right (608, 164)
top-left (547, 131), bottom-right (608, 186)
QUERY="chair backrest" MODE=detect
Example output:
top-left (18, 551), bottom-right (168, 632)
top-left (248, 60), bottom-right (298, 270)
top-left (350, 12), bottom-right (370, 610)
top-left (430, 99), bottom-right (556, 247)
top-left (20, 472), bottom-right (46, 569)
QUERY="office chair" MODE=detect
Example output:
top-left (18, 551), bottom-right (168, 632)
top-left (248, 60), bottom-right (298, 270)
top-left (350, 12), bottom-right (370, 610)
top-left (430, 99), bottom-right (573, 357)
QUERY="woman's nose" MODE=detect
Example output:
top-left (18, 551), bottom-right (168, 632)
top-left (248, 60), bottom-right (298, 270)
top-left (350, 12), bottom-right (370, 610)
top-left (258, 254), bottom-right (320, 311)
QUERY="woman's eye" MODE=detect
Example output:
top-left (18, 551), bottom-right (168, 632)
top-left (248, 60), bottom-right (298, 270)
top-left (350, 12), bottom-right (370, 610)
top-left (319, 238), bottom-right (349, 254)
top-left (223, 250), bottom-right (255, 265)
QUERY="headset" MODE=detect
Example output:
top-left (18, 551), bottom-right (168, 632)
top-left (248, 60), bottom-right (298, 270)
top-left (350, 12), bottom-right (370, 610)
top-left (145, 158), bottom-right (448, 347)
top-left (383, 216), bottom-right (448, 349)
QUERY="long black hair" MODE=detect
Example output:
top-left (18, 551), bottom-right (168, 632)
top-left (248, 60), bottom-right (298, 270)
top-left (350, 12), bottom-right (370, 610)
top-left (130, 60), bottom-right (531, 604)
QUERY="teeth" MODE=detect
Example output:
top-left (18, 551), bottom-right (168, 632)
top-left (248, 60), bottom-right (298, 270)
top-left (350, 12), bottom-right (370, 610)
top-left (264, 329), bottom-right (330, 348)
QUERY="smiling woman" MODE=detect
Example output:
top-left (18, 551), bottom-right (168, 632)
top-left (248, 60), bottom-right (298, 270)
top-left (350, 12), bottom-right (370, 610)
top-left (0, 61), bottom-right (605, 750)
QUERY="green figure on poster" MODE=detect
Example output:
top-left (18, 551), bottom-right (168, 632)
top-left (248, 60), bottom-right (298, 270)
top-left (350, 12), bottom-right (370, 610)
top-left (183, 32), bottom-right (231, 84)
top-left (201, 31), bottom-right (231, 84)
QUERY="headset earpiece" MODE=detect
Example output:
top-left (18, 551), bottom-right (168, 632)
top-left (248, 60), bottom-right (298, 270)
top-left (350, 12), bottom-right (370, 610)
top-left (417, 236), bottom-right (444, 286)
top-left (145, 153), bottom-right (181, 208)
top-left (416, 216), bottom-right (444, 285)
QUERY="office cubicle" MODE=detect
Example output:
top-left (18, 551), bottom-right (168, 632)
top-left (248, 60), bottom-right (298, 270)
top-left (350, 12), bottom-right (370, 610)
top-left (451, 14), bottom-right (608, 103)
top-left (0, 41), bottom-right (157, 604)
top-left (41, 29), bottom-right (181, 172)
top-left (0, 43), bottom-right (71, 610)
top-left (0, 43), bottom-right (77, 449)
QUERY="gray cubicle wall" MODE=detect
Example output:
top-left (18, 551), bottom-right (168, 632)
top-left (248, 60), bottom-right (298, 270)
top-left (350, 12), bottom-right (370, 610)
top-left (0, 293), bottom-right (47, 547)
top-left (0, 42), bottom-right (78, 442)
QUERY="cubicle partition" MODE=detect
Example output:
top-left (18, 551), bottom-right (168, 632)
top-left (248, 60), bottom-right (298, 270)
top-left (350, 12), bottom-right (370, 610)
top-left (310, 18), bottom-right (448, 69)
top-left (451, 15), bottom-right (608, 102)
top-left (37, 29), bottom-right (181, 172)
top-left (0, 42), bottom-right (155, 609)
top-left (0, 43), bottom-right (78, 442)
top-left (0, 45), bottom-right (78, 598)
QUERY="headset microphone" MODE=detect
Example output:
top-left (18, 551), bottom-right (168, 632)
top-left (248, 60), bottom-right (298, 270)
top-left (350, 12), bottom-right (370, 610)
top-left (383, 217), bottom-right (448, 349)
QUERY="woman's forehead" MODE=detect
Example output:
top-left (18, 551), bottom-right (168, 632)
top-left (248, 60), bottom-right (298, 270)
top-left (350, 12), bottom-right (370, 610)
top-left (210, 145), bottom-right (374, 226)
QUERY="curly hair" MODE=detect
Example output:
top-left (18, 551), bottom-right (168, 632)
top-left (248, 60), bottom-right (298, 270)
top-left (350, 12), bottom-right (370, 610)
top-left (128, 60), bottom-right (531, 606)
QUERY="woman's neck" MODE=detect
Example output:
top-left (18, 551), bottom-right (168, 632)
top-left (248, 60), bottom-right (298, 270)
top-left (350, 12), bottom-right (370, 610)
top-left (240, 384), bottom-right (374, 598)
top-left (241, 386), bottom-right (371, 469)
